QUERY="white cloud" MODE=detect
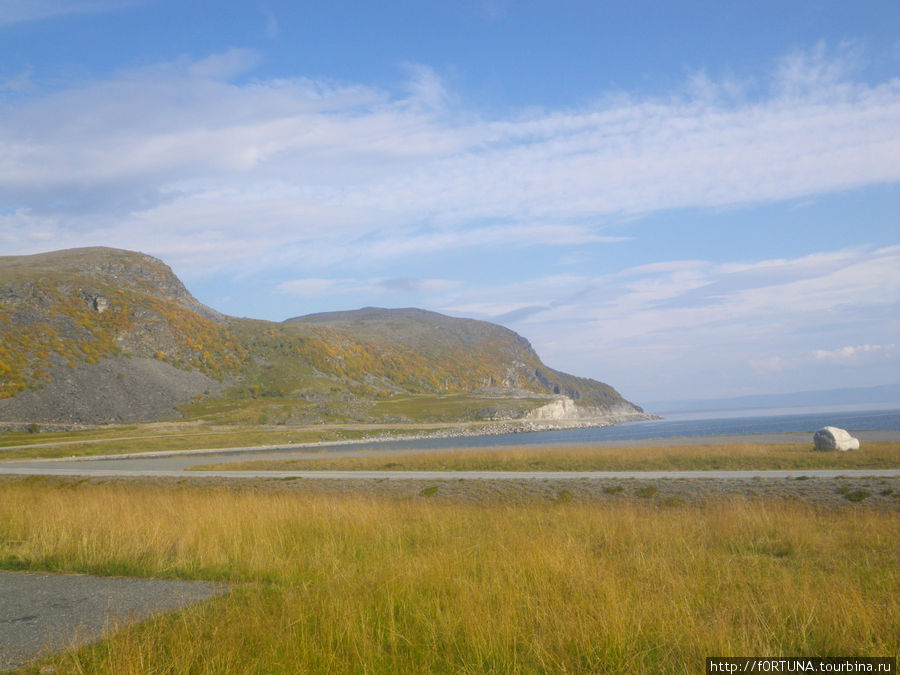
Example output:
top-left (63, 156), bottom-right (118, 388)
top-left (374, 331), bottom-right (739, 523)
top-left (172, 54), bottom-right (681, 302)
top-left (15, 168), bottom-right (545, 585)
top-left (0, 0), bottom-right (141, 24)
top-left (187, 50), bottom-right (261, 81)
top-left (428, 244), bottom-right (900, 397)
top-left (0, 45), bottom-right (898, 272)
top-left (0, 68), bottom-right (31, 94)
top-left (262, 6), bottom-right (279, 40)
top-left (276, 278), bottom-right (342, 297)
top-left (375, 277), bottom-right (461, 293)
top-left (400, 63), bottom-right (451, 112)
top-left (745, 343), bottom-right (898, 382)
top-left (811, 344), bottom-right (897, 364)
top-left (357, 224), bottom-right (625, 262)
top-left (749, 356), bottom-right (788, 374)
top-left (773, 41), bottom-right (863, 101)
top-left (277, 276), bottom-right (461, 298)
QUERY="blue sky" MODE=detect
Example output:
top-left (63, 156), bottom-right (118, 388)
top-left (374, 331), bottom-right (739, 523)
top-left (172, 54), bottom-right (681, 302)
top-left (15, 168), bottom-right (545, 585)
top-left (1, 1), bottom-right (898, 405)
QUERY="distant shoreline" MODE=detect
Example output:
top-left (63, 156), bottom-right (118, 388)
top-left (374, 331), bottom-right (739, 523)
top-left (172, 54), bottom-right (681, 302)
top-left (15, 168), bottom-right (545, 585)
top-left (15, 414), bottom-right (657, 462)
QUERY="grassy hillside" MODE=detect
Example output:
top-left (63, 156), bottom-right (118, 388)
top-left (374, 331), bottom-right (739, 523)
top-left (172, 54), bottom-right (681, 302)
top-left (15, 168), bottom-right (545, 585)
top-left (285, 307), bottom-right (627, 407)
top-left (0, 248), bottom-right (642, 426)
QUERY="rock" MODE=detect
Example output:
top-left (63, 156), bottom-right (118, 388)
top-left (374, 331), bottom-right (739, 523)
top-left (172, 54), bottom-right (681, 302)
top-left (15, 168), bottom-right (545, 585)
top-left (92, 295), bottom-right (109, 313)
top-left (525, 397), bottom-right (581, 420)
top-left (813, 426), bottom-right (860, 451)
top-left (524, 396), bottom-right (656, 424)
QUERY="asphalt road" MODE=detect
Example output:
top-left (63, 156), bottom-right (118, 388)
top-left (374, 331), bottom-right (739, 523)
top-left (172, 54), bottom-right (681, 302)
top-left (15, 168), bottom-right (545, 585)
top-left (1, 465), bottom-right (900, 481)
top-left (0, 571), bottom-right (226, 671)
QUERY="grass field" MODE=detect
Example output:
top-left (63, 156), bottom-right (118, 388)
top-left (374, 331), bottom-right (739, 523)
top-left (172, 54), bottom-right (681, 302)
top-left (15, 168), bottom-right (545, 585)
top-left (0, 423), bottom-right (465, 460)
top-left (2, 479), bottom-right (897, 673)
top-left (190, 441), bottom-right (900, 472)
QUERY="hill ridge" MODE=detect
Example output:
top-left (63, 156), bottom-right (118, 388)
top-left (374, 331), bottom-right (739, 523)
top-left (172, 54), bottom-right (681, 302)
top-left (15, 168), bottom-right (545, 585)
top-left (0, 247), bottom-right (644, 427)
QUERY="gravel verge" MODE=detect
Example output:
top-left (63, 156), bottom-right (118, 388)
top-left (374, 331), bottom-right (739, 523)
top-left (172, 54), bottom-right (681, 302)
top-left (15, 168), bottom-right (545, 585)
top-left (2, 473), bottom-right (897, 509)
top-left (198, 473), bottom-right (900, 508)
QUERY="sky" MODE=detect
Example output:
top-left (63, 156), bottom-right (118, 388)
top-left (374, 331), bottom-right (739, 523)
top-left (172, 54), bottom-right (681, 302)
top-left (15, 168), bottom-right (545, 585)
top-left (1, 1), bottom-right (898, 406)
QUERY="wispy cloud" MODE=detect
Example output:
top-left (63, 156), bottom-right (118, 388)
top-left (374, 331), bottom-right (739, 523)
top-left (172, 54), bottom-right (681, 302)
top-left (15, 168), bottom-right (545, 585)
top-left (812, 343), bottom-right (897, 364)
top-left (435, 245), bottom-right (900, 399)
top-left (0, 0), bottom-right (141, 25)
top-left (749, 344), bottom-right (898, 377)
top-left (0, 45), bottom-right (897, 273)
top-left (262, 5), bottom-right (279, 40)
top-left (773, 41), bottom-right (864, 100)
top-left (276, 278), bottom-right (342, 297)
top-left (277, 276), bottom-right (461, 298)
top-left (0, 68), bottom-right (31, 94)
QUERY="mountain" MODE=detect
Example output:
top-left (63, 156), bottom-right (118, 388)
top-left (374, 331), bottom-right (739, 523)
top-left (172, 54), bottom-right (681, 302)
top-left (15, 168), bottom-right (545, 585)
top-left (0, 247), bottom-right (243, 426)
top-left (0, 247), bottom-right (645, 428)
top-left (285, 307), bottom-right (626, 405)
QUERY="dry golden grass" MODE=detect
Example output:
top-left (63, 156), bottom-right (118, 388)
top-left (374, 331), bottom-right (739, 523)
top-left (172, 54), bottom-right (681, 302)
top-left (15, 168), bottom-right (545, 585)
top-left (0, 424), bottom-right (447, 460)
top-left (191, 441), bottom-right (900, 472)
top-left (1, 480), bottom-right (897, 673)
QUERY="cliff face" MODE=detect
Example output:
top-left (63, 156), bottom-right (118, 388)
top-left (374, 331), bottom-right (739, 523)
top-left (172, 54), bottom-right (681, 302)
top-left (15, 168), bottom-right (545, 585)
top-left (524, 397), bottom-right (647, 422)
top-left (0, 248), bottom-right (644, 427)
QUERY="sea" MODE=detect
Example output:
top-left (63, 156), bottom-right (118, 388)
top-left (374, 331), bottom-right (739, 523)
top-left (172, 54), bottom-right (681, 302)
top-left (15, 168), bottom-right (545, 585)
top-left (317, 405), bottom-right (900, 454)
top-left (556, 406), bottom-right (900, 442)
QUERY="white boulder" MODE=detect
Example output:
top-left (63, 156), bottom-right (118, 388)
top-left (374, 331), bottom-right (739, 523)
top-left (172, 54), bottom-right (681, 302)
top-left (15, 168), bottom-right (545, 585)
top-left (813, 426), bottom-right (860, 451)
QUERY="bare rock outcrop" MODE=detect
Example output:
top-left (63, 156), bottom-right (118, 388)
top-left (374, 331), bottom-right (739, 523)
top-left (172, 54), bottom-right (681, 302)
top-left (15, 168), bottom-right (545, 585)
top-left (524, 396), bottom-right (654, 424)
top-left (813, 426), bottom-right (860, 451)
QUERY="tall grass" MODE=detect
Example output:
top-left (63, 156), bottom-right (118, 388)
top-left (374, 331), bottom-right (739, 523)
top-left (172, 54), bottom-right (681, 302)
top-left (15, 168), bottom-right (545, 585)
top-left (191, 441), bottom-right (900, 472)
top-left (0, 424), bottom-right (450, 460)
top-left (1, 480), bottom-right (897, 673)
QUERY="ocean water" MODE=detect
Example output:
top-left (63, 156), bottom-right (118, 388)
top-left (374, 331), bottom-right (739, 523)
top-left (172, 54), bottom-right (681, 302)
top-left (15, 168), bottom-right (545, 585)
top-left (316, 407), bottom-right (900, 454)
top-left (564, 407), bottom-right (900, 442)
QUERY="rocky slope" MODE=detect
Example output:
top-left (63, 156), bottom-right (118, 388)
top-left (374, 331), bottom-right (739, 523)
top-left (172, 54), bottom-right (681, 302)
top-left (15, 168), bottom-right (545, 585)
top-left (286, 307), bottom-right (627, 409)
top-left (0, 248), bottom-right (242, 426)
top-left (0, 247), bottom-right (646, 427)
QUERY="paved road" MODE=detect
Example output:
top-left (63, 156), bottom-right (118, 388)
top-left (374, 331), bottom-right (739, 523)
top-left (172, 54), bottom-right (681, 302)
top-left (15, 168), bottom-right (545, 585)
top-left (2, 466), bottom-right (900, 480)
top-left (2, 430), bottom-right (898, 480)
top-left (2, 464), bottom-right (899, 482)
top-left (0, 571), bottom-right (226, 671)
